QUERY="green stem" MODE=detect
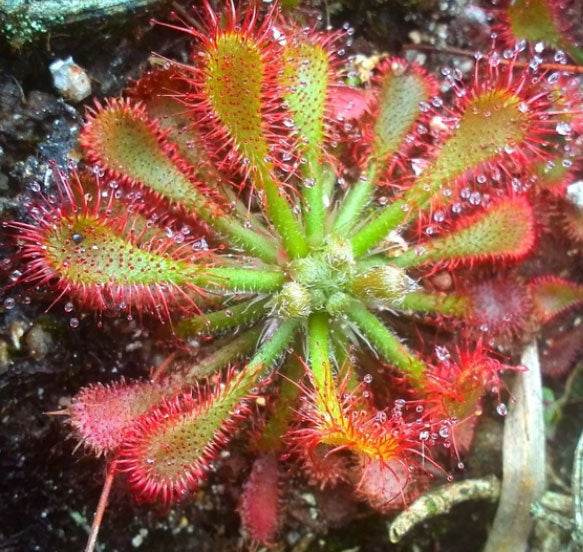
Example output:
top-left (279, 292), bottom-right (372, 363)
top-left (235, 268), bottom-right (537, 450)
top-left (350, 198), bottom-right (410, 257)
top-left (307, 311), bottom-right (332, 393)
top-left (302, 150), bottom-right (325, 247)
top-left (247, 318), bottom-right (301, 379)
top-left (390, 247), bottom-right (433, 268)
top-left (330, 321), bottom-right (350, 372)
top-left (333, 162), bottom-right (378, 235)
top-left (355, 255), bottom-right (392, 271)
top-left (217, 317), bottom-right (300, 400)
top-left (175, 297), bottom-right (269, 338)
top-left (180, 325), bottom-right (263, 382)
top-left (255, 350), bottom-right (305, 452)
top-left (330, 322), bottom-right (360, 391)
top-left (219, 185), bottom-right (269, 234)
top-left (321, 163), bottom-right (337, 214)
top-left (200, 207), bottom-right (280, 264)
top-left (259, 165), bottom-right (309, 259)
top-left (174, 319), bottom-right (299, 407)
top-left (345, 299), bottom-right (426, 385)
top-left (401, 291), bottom-right (470, 316)
top-left (195, 267), bottom-right (285, 293)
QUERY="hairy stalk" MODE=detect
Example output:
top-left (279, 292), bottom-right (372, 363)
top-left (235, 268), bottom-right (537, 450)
top-left (180, 326), bottom-right (264, 381)
top-left (308, 311), bottom-right (333, 393)
top-left (193, 266), bottom-right (285, 293)
top-left (258, 163), bottom-right (309, 259)
top-left (302, 152), bottom-right (326, 247)
top-left (333, 161), bottom-right (379, 234)
top-left (209, 212), bottom-right (280, 264)
top-left (350, 198), bottom-right (411, 256)
top-left (175, 297), bottom-right (269, 337)
top-left (345, 298), bottom-right (426, 383)
top-left (250, 318), bottom-right (301, 378)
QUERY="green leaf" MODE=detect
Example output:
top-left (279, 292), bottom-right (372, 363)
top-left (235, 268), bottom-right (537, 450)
top-left (391, 198), bottom-right (534, 268)
top-left (204, 33), bottom-right (270, 169)
top-left (281, 41), bottom-right (329, 148)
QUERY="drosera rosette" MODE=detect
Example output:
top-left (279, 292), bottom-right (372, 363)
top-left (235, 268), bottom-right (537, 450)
top-left (2, 0), bottom-right (582, 549)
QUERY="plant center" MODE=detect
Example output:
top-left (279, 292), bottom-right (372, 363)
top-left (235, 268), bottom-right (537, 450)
top-left (268, 238), bottom-right (355, 318)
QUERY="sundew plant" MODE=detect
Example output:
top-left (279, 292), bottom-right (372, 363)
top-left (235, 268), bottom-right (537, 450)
top-left (4, 0), bottom-right (583, 548)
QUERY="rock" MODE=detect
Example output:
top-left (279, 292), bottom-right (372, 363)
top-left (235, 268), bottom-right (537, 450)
top-left (49, 57), bottom-right (91, 103)
top-left (24, 323), bottom-right (53, 360)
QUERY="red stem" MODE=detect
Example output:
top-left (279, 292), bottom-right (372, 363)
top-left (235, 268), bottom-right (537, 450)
top-left (150, 351), bottom-right (179, 382)
top-left (84, 460), bottom-right (118, 552)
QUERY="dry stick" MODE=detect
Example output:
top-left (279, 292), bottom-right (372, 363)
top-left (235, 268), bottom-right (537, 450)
top-left (572, 428), bottom-right (583, 546)
top-left (402, 44), bottom-right (583, 74)
top-left (388, 476), bottom-right (501, 543)
top-left (85, 460), bottom-right (118, 552)
top-left (482, 341), bottom-right (547, 552)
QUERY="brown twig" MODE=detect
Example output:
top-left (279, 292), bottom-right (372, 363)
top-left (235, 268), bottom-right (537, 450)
top-left (402, 44), bottom-right (583, 74)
